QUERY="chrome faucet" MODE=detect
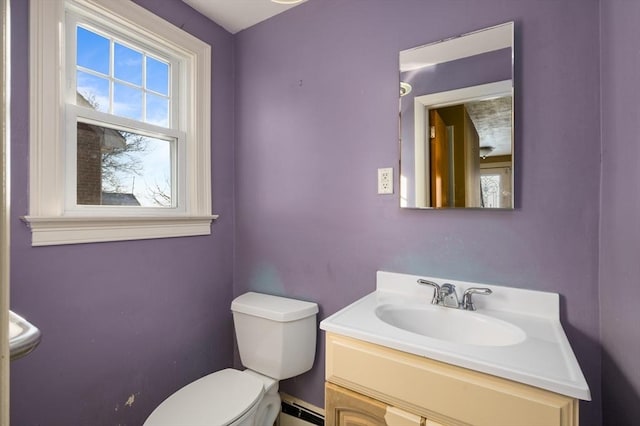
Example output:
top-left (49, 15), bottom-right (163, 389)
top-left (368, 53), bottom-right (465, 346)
top-left (417, 279), bottom-right (441, 304)
top-left (418, 279), bottom-right (492, 311)
top-left (461, 287), bottom-right (493, 311)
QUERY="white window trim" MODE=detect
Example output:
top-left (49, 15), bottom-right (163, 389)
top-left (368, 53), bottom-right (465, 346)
top-left (24, 0), bottom-right (217, 246)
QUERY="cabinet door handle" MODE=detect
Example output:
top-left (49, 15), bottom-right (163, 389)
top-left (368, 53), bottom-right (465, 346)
top-left (384, 406), bottom-right (423, 426)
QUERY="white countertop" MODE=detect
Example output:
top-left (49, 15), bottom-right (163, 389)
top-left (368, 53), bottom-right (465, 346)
top-left (319, 271), bottom-right (591, 401)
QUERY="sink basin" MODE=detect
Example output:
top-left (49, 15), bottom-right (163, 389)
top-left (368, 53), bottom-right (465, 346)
top-left (9, 320), bottom-right (22, 339)
top-left (375, 304), bottom-right (526, 347)
top-left (9, 310), bottom-right (41, 361)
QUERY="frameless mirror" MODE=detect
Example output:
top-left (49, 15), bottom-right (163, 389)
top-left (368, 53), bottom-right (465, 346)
top-left (399, 22), bottom-right (514, 209)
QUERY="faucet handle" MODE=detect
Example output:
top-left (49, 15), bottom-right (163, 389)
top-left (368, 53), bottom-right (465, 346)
top-left (462, 287), bottom-right (493, 311)
top-left (417, 279), bottom-right (441, 305)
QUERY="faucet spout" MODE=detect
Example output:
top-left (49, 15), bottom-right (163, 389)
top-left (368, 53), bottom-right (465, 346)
top-left (440, 283), bottom-right (460, 308)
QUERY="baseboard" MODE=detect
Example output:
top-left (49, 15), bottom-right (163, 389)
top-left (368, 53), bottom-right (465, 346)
top-left (278, 393), bottom-right (324, 426)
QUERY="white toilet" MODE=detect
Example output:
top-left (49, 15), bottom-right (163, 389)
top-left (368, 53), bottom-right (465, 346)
top-left (144, 292), bottom-right (319, 426)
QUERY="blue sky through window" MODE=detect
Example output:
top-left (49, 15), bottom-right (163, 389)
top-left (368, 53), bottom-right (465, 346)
top-left (76, 25), bottom-right (170, 125)
top-left (113, 82), bottom-right (143, 121)
top-left (76, 71), bottom-right (109, 112)
top-left (77, 26), bottom-right (109, 74)
top-left (146, 56), bottom-right (169, 96)
top-left (114, 43), bottom-right (143, 86)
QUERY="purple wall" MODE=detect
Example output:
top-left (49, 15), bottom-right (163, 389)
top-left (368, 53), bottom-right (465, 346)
top-left (599, 0), bottom-right (640, 423)
top-left (17, 0), bottom-right (640, 424)
top-left (235, 0), bottom-right (601, 423)
top-left (10, 1), bottom-right (235, 425)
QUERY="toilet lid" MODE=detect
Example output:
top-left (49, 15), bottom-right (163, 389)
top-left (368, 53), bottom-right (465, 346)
top-left (144, 369), bottom-right (264, 426)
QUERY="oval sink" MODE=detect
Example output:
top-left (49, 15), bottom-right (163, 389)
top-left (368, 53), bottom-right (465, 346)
top-left (9, 310), bottom-right (42, 361)
top-left (375, 304), bottom-right (526, 347)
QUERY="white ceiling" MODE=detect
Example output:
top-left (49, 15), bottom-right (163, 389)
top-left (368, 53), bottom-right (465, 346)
top-left (182, 0), bottom-right (307, 34)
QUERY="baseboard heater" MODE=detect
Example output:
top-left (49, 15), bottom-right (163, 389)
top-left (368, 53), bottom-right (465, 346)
top-left (279, 399), bottom-right (324, 426)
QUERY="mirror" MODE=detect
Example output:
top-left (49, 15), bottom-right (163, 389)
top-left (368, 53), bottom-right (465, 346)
top-left (399, 22), bottom-right (514, 209)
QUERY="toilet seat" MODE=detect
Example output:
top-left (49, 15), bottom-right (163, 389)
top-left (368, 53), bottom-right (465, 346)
top-left (144, 369), bottom-right (264, 426)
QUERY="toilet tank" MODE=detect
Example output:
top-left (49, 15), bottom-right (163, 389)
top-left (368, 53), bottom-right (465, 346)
top-left (231, 292), bottom-right (319, 380)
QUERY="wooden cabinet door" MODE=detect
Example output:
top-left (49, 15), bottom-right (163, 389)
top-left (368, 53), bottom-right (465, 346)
top-left (325, 382), bottom-right (389, 426)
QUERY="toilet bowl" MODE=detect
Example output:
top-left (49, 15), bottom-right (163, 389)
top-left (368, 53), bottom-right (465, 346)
top-left (144, 292), bottom-right (318, 426)
top-left (144, 369), bottom-right (263, 426)
top-left (144, 369), bottom-right (279, 426)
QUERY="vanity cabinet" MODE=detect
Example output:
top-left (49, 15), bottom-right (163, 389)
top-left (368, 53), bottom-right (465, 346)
top-left (326, 382), bottom-right (435, 426)
top-left (324, 333), bottom-right (579, 426)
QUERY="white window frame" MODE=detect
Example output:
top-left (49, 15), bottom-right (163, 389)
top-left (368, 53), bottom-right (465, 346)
top-left (24, 0), bottom-right (217, 246)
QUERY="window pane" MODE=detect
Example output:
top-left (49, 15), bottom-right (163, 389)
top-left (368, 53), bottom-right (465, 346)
top-left (146, 56), bottom-right (169, 95)
top-left (113, 83), bottom-right (142, 121)
top-left (76, 122), bottom-right (173, 207)
top-left (76, 71), bottom-right (109, 112)
top-left (77, 26), bottom-right (109, 75)
top-left (114, 43), bottom-right (143, 86)
top-left (480, 175), bottom-right (501, 208)
top-left (146, 93), bottom-right (169, 127)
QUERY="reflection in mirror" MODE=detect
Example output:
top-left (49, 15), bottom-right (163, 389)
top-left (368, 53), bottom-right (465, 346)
top-left (399, 22), bottom-right (514, 209)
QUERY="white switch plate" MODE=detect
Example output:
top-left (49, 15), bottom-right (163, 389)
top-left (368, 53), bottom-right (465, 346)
top-left (378, 167), bottom-right (393, 194)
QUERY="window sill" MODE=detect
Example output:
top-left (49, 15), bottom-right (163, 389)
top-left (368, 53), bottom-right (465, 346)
top-left (21, 215), bottom-right (219, 246)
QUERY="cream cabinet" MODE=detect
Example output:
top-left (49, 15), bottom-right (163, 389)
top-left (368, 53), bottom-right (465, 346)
top-left (326, 382), bottom-right (431, 426)
top-left (324, 333), bottom-right (579, 426)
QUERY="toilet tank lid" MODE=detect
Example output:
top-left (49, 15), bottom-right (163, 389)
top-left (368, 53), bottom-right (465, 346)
top-left (231, 292), bottom-right (318, 322)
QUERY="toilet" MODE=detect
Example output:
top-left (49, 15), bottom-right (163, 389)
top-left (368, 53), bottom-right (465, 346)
top-left (144, 292), bottom-right (319, 426)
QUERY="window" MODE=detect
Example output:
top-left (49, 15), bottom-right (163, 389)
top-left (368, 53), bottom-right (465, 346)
top-left (70, 21), bottom-right (178, 209)
top-left (480, 165), bottom-right (512, 208)
top-left (25, 0), bottom-right (216, 246)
